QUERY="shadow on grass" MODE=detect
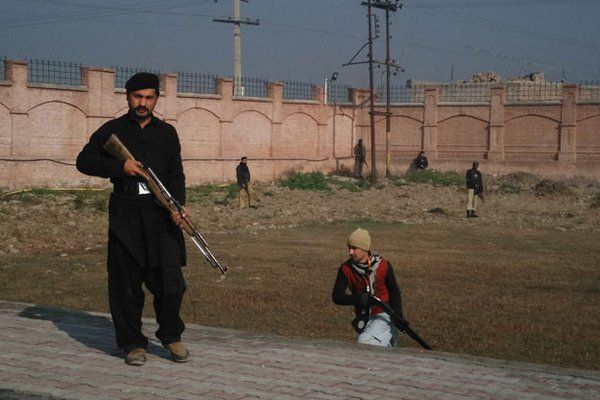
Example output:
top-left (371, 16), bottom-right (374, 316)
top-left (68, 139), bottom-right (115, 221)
top-left (17, 305), bottom-right (165, 359)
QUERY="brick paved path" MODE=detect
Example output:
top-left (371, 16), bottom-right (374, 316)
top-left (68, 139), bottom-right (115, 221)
top-left (0, 301), bottom-right (598, 400)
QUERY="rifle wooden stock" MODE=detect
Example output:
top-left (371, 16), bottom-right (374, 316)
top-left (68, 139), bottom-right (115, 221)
top-left (103, 134), bottom-right (228, 274)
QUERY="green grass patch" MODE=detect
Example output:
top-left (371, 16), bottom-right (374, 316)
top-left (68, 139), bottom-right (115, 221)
top-left (187, 183), bottom-right (238, 204)
top-left (226, 183), bottom-right (239, 199)
top-left (403, 169), bottom-right (463, 187)
top-left (498, 182), bottom-right (523, 194)
top-left (187, 184), bottom-right (223, 203)
top-left (335, 182), bottom-right (363, 192)
top-left (330, 178), bottom-right (371, 192)
top-left (279, 172), bottom-right (331, 191)
top-left (2, 188), bottom-right (59, 204)
top-left (2, 189), bottom-right (110, 211)
top-left (591, 192), bottom-right (600, 209)
top-left (71, 190), bottom-right (109, 212)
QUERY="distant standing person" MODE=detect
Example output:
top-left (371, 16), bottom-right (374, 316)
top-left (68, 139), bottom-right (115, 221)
top-left (466, 161), bottom-right (484, 218)
top-left (415, 151), bottom-right (428, 170)
top-left (332, 228), bottom-right (403, 347)
top-left (236, 156), bottom-right (252, 208)
top-left (353, 139), bottom-right (366, 179)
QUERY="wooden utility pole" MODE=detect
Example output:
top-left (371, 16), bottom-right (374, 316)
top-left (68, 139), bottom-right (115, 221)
top-left (213, 0), bottom-right (259, 96)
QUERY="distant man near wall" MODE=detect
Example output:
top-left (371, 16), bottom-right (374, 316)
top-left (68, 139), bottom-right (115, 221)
top-left (353, 139), bottom-right (366, 179)
top-left (236, 156), bottom-right (252, 208)
top-left (466, 161), bottom-right (484, 218)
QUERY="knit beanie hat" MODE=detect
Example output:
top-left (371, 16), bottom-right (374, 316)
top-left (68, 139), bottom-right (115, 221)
top-left (347, 228), bottom-right (371, 251)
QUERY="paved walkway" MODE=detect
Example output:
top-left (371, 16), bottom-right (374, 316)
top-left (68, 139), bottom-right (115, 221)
top-left (0, 301), bottom-right (598, 400)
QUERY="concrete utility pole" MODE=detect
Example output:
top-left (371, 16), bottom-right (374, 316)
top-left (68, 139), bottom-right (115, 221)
top-left (366, 0), bottom-right (377, 183)
top-left (360, 0), bottom-right (402, 182)
top-left (213, 0), bottom-right (259, 96)
top-left (377, 1), bottom-right (401, 178)
top-left (343, 1), bottom-right (401, 182)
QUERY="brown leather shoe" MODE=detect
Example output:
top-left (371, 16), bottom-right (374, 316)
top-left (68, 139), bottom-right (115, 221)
top-left (125, 348), bottom-right (146, 366)
top-left (164, 341), bottom-right (190, 363)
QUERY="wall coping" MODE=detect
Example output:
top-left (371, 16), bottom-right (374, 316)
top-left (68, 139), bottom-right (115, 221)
top-left (438, 102), bottom-right (490, 107)
top-left (177, 92), bottom-right (222, 100)
top-left (83, 67), bottom-right (114, 73)
top-left (233, 96), bottom-right (273, 103)
top-left (282, 99), bottom-right (319, 105)
top-left (27, 82), bottom-right (88, 92)
top-left (505, 101), bottom-right (562, 106)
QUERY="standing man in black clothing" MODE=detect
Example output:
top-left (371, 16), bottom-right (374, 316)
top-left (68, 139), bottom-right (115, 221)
top-left (332, 228), bottom-right (403, 347)
top-left (353, 139), bottom-right (366, 179)
top-left (466, 161), bottom-right (484, 218)
top-left (76, 72), bottom-right (190, 366)
top-left (236, 156), bottom-right (252, 208)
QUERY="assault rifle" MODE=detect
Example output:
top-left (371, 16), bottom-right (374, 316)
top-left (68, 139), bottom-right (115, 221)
top-left (103, 134), bottom-right (228, 275)
top-left (371, 296), bottom-right (432, 350)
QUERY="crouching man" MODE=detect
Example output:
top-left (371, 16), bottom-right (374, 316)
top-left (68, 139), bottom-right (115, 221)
top-left (332, 228), bottom-right (403, 347)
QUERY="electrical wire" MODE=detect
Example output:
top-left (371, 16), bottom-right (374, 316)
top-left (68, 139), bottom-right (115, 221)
top-left (0, 0), bottom-right (219, 30)
top-left (417, 0), bottom-right (599, 7)
top-left (409, 0), bottom-right (600, 51)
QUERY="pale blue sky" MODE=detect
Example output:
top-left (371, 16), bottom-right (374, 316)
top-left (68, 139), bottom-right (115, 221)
top-left (1, 0), bottom-right (599, 87)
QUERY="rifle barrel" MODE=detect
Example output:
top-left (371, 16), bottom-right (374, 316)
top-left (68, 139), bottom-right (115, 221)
top-left (371, 296), bottom-right (432, 350)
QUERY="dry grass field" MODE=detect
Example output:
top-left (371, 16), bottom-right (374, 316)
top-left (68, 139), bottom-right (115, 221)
top-left (1, 171), bottom-right (599, 370)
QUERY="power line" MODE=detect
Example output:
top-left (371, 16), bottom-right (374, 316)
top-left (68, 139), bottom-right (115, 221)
top-left (409, 0), bottom-right (600, 51)
top-left (417, 0), bottom-right (599, 7)
top-left (0, 0), bottom-right (218, 30)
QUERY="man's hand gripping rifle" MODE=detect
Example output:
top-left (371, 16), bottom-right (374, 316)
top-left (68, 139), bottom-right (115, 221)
top-left (103, 134), bottom-right (228, 275)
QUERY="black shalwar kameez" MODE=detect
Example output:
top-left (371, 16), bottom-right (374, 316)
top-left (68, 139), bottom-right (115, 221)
top-left (76, 111), bottom-right (187, 352)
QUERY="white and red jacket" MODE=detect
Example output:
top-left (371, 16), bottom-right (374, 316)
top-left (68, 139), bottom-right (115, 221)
top-left (332, 256), bottom-right (403, 317)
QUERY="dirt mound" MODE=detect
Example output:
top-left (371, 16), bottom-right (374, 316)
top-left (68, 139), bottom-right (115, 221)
top-left (534, 179), bottom-right (575, 197)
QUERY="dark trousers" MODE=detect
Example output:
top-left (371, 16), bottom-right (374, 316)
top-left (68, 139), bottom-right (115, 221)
top-left (108, 231), bottom-right (186, 353)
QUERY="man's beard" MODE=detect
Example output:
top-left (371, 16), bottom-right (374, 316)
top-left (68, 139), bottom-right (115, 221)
top-left (130, 106), bottom-right (152, 120)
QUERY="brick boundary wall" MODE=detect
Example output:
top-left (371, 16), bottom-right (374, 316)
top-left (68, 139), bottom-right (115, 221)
top-left (0, 60), bottom-right (599, 189)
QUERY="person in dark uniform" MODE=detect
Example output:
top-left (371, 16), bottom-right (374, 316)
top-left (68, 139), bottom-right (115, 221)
top-left (353, 139), bottom-right (366, 179)
top-left (466, 161), bottom-right (484, 218)
top-left (76, 73), bottom-right (190, 366)
top-left (236, 156), bottom-right (252, 208)
top-left (414, 151), bottom-right (428, 170)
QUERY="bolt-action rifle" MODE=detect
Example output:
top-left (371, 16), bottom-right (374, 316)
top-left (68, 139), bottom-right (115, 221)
top-left (103, 134), bottom-right (228, 275)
